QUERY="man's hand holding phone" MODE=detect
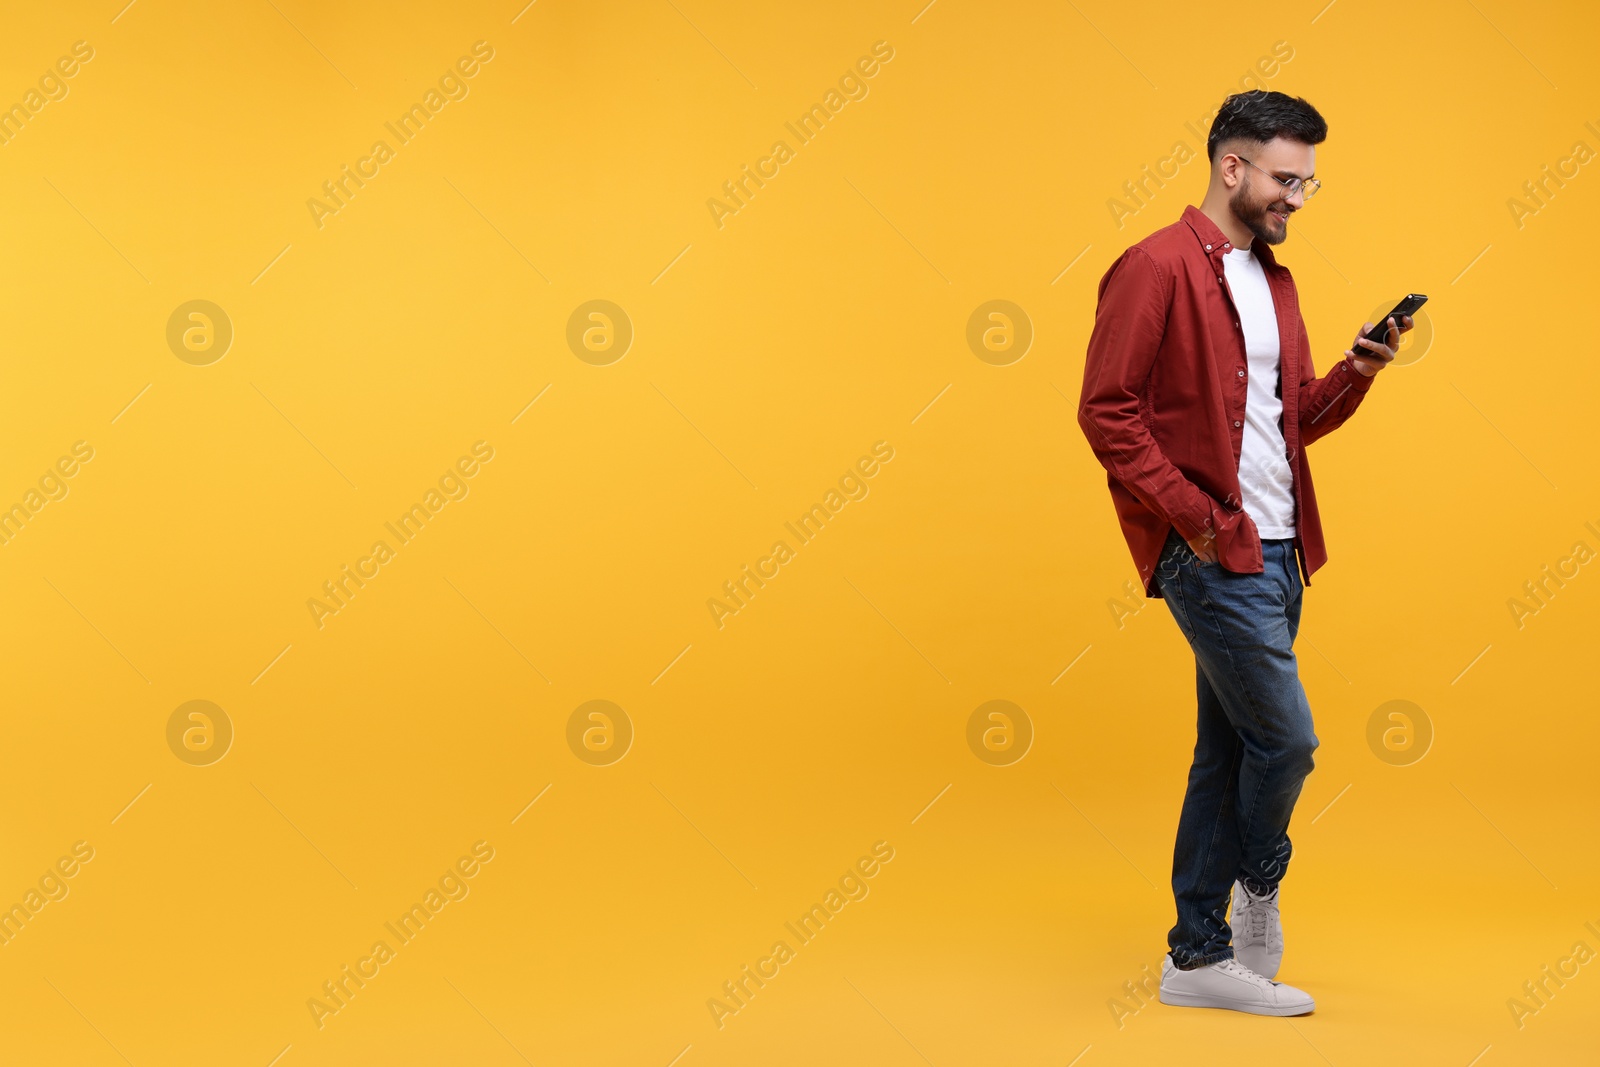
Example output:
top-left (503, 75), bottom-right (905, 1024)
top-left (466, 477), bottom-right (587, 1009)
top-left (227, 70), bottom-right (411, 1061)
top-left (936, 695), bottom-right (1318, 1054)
top-left (1347, 294), bottom-right (1426, 376)
top-left (1344, 292), bottom-right (1433, 375)
top-left (1346, 314), bottom-right (1413, 375)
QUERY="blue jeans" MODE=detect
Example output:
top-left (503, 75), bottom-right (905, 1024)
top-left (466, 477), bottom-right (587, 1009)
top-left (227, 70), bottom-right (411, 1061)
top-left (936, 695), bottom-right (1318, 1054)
top-left (1153, 526), bottom-right (1319, 970)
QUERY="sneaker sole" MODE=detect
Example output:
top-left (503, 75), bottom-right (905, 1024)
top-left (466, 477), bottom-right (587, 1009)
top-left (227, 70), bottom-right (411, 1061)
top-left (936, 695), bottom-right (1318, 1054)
top-left (1158, 986), bottom-right (1314, 1016)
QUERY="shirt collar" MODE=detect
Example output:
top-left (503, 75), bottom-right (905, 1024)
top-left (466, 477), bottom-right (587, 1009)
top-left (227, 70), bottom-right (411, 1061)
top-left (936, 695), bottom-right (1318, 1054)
top-left (1180, 203), bottom-right (1279, 271)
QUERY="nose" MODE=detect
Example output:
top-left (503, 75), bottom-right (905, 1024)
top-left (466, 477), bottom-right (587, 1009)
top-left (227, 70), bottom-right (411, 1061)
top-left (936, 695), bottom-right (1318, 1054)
top-left (1283, 186), bottom-right (1306, 210)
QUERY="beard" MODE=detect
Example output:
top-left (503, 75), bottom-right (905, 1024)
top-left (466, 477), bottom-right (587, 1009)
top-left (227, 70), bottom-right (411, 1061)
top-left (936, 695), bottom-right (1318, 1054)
top-left (1229, 180), bottom-right (1289, 246)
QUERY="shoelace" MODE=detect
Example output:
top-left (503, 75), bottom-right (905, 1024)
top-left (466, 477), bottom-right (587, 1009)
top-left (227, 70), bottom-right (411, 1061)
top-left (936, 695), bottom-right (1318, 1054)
top-left (1246, 899), bottom-right (1269, 941)
top-left (1216, 958), bottom-right (1270, 984)
top-left (1240, 888), bottom-right (1280, 948)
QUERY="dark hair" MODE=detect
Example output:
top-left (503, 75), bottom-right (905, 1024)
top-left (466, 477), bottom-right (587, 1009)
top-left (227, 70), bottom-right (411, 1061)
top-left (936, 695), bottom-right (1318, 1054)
top-left (1206, 90), bottom-right (1327, 164)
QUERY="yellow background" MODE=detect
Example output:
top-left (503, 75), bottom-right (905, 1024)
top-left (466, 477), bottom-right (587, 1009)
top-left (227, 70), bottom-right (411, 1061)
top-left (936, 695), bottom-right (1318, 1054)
top-left (1, 0), bottom-right (1596, 1063)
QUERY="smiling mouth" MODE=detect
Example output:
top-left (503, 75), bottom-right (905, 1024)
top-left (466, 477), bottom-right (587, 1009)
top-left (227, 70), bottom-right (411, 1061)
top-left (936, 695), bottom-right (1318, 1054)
top-left (1269, 207), bottom-right (1289, 223)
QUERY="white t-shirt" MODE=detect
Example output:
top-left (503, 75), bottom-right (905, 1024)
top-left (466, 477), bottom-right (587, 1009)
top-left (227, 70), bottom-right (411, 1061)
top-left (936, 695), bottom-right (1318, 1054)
top-left (1222, 246), bottom-right (1296, 539)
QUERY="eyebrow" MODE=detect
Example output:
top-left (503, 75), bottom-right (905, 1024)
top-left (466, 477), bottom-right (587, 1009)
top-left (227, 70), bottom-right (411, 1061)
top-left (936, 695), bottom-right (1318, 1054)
top-left (1273, 169), bottom-right (1315, 181)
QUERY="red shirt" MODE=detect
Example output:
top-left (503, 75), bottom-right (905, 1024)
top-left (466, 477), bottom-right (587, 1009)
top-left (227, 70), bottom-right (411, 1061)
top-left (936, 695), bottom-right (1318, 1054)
top-left (1077, 204), bottom-right (1378, 599)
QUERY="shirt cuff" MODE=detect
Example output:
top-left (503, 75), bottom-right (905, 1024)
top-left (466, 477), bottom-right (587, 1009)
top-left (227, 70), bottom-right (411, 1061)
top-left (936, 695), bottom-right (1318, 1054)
top-left (1341, 355), bottom-right (1379, 391)
top-left (1171, 493), bottom-right (1216, 543)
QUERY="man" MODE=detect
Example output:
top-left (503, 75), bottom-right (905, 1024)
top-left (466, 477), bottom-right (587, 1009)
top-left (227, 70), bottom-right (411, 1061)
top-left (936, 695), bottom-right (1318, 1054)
top-left (1076, 90), bottom-right (1411, 1016)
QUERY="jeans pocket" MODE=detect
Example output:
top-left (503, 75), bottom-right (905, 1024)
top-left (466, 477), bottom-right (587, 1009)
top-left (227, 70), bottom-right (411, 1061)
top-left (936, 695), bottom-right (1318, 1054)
top-left (1167, 528), bottom-right (1213, 569)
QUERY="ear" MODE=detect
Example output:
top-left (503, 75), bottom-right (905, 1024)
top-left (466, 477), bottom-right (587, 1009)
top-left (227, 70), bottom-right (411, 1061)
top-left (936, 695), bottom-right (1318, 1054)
top-left (1219, 154), bottom-right (1243, 190)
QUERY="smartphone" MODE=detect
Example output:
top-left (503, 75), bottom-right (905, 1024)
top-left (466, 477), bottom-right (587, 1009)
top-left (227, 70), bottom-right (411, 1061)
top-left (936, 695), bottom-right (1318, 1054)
top-left (1355, 293), bottom-right (1428, 353)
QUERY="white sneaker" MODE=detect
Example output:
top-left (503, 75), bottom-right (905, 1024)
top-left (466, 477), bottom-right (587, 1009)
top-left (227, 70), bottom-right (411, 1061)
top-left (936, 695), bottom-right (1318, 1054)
top-left (1231, 880), bottom-right (1284, 979)
top-left (1159, 955), bottom-right (1314, 1016)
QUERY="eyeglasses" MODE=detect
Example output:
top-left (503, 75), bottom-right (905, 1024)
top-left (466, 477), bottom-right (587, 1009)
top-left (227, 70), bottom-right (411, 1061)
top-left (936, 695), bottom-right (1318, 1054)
top-left (1237, 155), bottom-right (1321, 201)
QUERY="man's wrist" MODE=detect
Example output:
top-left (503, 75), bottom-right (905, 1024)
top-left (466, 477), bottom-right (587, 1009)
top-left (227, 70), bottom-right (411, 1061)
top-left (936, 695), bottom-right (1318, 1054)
top-left (1343, 355), bottom-right (1380, 388)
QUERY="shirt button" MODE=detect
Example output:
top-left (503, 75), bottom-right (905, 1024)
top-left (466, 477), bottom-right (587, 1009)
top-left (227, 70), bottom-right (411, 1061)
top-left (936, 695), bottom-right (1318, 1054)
top-left (1217, 276), bottom-right (1223, 282)
top-left (1233, 420), bottom-right (1242, 427)
top-left (1205, 244), bottom-right (1212, 250)
top-left (1237, 369), bottom-right (1245, 377)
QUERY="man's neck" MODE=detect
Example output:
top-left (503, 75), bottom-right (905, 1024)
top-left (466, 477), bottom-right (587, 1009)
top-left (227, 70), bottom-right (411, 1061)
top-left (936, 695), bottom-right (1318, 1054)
top-left (1198, 197), bottom-right (1252, 251)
